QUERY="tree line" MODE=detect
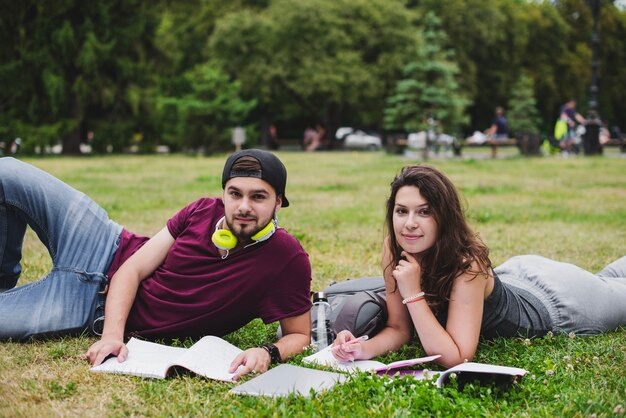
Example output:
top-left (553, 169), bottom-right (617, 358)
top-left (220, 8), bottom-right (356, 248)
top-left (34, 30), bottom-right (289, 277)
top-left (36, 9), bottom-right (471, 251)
top-left (1, 0), bottom-right (624, 154)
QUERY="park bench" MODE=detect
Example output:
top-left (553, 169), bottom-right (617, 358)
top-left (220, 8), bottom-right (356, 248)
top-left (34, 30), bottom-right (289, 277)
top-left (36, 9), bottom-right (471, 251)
top-left (457, 133), bottom-right (541, 157)
top-left (603, 137), bottom-right (626, 153)
top-left (385, 135), bottom-right (521, 157)
top-left (386, 132), bottom-right (624, 157)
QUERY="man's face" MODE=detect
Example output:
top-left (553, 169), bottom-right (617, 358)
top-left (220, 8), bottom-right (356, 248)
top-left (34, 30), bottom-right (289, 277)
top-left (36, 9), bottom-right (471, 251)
top-left (223, 177), bottom-right (282, 243)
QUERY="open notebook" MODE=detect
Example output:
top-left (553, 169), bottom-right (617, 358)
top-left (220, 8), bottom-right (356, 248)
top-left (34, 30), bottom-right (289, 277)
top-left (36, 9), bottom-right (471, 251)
top-left (89, 336), bottom-right (243, 381)
top-left (303, 345), bottom-right (527, 387)
top-left (303, 344), bottom-right (441, 374)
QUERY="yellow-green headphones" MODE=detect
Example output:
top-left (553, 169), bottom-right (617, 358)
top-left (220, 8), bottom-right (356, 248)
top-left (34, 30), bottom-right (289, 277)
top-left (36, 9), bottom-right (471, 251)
top-left (211, 216), bottom-right (277, 250)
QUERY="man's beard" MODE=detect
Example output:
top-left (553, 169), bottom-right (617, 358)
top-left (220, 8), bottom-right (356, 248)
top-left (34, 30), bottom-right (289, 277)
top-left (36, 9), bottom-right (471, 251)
top-left (225, 210), bottom-right (276, 242)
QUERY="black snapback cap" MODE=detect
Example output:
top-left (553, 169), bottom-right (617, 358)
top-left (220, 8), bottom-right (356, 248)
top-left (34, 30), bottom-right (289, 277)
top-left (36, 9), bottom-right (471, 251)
top-left (221, 149), bottom-right (289, 207)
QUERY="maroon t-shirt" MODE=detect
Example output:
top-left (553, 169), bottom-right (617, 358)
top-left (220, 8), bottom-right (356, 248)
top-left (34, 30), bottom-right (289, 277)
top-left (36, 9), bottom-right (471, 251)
top-left (106, 198), bottom-right (312, 339)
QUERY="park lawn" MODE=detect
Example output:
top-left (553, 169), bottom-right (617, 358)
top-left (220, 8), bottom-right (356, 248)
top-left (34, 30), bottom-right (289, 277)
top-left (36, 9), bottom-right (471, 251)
top-left (1, 152), bottom-right (624, 417)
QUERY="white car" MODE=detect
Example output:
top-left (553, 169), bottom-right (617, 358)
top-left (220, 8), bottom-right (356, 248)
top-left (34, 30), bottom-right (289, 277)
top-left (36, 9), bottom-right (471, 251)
top-left (336, 127), bottom-right (382, 151)
top-left (407, 131), bottom-right (455, 149)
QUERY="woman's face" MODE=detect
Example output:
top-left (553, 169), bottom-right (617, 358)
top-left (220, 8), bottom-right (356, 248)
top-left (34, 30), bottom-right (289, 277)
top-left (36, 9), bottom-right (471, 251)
top-left (393, 186), bottom-right (438, 255)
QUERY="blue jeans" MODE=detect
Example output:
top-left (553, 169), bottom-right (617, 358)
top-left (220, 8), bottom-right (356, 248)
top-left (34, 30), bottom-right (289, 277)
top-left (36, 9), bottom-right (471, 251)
top-left (0, 157), bottom-right (122, 340)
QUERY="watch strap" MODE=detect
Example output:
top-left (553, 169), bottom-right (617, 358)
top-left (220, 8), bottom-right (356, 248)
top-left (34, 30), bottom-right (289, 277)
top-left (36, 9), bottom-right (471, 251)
top-left (261, 343), bottom-right (281, 364)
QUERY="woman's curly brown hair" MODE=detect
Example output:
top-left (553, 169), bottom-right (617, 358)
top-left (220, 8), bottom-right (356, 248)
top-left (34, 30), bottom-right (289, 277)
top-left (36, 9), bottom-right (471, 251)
top-left (384, 165), bottom-right (491, 311)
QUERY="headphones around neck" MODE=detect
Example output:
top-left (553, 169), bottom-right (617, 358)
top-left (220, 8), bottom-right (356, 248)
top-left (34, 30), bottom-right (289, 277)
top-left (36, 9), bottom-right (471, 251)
top-left (211, 216), bottom-right (277, 251)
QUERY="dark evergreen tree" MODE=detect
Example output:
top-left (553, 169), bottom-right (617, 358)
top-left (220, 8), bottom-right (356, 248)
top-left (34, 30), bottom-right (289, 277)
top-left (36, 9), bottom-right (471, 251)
top-left (508, 73), bottom-right (541, 135)
top-left (384, 11), bottom-right (470, 138)
top-left (0, 1), bottom-right (160, 154)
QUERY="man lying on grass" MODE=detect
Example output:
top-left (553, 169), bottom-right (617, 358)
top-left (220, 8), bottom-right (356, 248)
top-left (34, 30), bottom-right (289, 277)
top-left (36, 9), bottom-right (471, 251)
top-left (0, 150), bottom-right (311, 379)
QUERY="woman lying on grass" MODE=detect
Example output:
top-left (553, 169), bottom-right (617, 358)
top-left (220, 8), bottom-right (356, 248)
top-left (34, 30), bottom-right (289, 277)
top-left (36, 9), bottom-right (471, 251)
top-left (332, 165), bottom-right (626, 367)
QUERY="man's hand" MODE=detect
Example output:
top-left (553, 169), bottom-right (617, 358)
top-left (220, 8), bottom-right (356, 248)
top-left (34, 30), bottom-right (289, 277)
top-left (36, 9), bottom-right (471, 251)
top-left (228, 347), bottom-right (271, 381)
top-left (85, 337), bottom-right (128, 366)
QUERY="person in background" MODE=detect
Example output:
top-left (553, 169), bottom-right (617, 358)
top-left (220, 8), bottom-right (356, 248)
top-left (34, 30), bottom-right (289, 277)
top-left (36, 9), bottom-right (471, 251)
top-left (558, 99), bottom-right (586, 154)
top-left (599, 120), bottom-right (610, 146)
top-left (332, 165), bottom-right (626, 368)
top-left (0, 150), bottom-right (312, 380)
top-left (268, 124), bottom-right (280, 150)
top-left (484, 107), bottom-right (509, 158)
top-left (303, 126), bottom-right (317, 150)
top-left (305, 124), bottom-right (325, 152)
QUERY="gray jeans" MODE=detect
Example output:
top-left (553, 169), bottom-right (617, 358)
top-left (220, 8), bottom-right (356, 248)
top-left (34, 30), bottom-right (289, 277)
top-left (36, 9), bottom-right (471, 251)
top-left (495, 255), bottom-right (626, 335)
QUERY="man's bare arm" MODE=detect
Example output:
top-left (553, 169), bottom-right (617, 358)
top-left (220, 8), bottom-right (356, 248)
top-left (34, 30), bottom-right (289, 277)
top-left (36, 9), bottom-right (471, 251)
top-left (85, 227), bottom-right (175, 365)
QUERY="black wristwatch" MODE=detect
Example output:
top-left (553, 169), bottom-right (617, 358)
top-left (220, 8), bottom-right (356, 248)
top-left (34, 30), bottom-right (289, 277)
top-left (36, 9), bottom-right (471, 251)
top-left (261, 343), bottom-right (281, 364)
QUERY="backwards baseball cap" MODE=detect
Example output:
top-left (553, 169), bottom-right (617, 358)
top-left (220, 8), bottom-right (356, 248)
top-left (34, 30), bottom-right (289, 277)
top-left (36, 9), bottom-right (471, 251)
top-left (221, 149), bottom-right (289, 207)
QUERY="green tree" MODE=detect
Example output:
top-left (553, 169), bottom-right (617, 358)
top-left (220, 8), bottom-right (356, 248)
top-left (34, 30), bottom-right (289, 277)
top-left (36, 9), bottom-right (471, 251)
top-left (151, 0), bottom-right (264, 152)
top-left (412, 0), bottom-right (527, 131)
top-left (548, 0), bottom-right (626, 130)
top-left (3, 0), bottom-right (622, 152)
top-left (594, 1), bottom-right (626, 128)
top-left (551, 0), bottom-right (594, 116)
top-left (157, 64), bottom-right (256, 154)
top-left (517, 2), bottom-right (571, 128)
top-left (413, 0), bottom-right (588, 132)
top-left (384, 11), bottom-right (469, 136)
top-left (507, 73), bottom-right (541, 135)
top-left (209, 0), bottom-right (417, 141)
top-left (0, 1), bottom-right (160, 154)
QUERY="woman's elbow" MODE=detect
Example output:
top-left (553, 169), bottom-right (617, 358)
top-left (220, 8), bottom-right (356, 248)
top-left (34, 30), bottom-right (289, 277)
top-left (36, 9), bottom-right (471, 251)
top-left (437, 349), bottom-right (476, 368)
top-left (378, 325), bottom-right (411, 352)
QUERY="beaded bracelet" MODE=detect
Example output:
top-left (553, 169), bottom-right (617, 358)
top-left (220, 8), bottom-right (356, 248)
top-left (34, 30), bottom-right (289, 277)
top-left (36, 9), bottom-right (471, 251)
top-left (402, 292), bottom-right (426, 305)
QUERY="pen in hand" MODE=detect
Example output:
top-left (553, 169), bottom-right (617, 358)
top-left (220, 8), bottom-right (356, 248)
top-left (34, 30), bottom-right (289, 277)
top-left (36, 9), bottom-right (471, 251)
top-left (342, 335), bottom-right (369, 347)
top-left (332, 335), bottom-right (369, 360)
top-left (333, 335), bottom-right (369, 361)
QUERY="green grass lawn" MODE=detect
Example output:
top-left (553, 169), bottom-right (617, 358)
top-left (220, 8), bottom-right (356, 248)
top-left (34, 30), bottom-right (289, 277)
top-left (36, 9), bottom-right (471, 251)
top-left (1, 152), bottom-right (625, 417)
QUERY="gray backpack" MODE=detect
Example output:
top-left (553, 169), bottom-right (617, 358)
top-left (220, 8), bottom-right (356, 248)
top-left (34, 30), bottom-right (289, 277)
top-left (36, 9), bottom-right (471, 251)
top-left (321, 276), bottom-right (387, 338)
top-left (277, 276), bottom-right (388, 339)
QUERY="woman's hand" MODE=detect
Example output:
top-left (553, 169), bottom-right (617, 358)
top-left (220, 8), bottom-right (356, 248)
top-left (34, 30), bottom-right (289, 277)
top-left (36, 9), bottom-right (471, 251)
top-left (392, 251), bottom-right (422, 298)
top-left (331, 330), bottom-right (364, 362)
